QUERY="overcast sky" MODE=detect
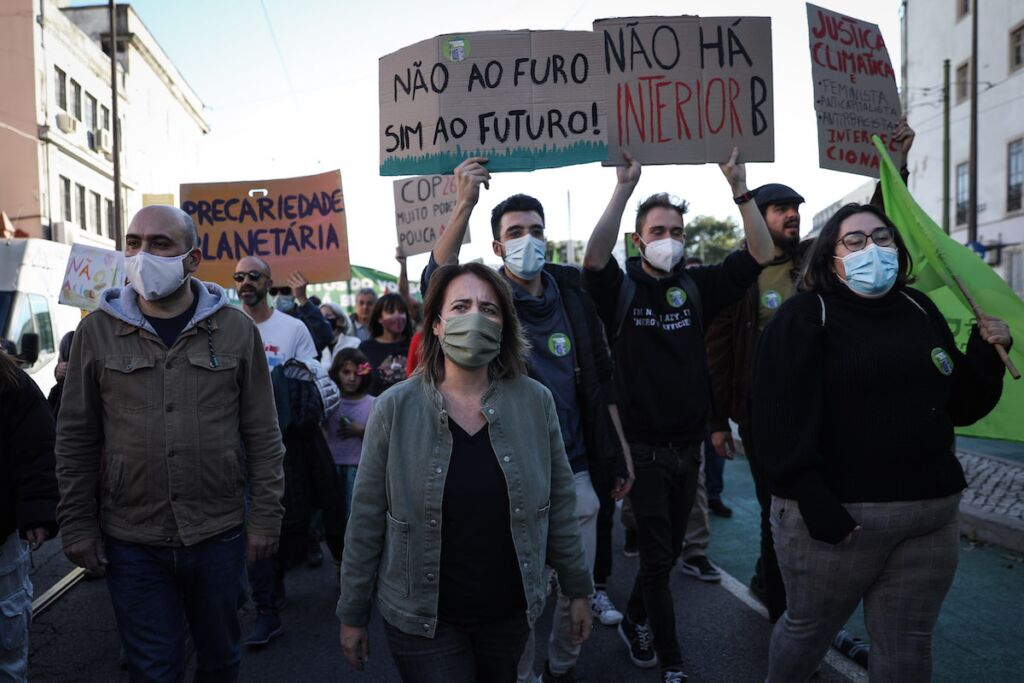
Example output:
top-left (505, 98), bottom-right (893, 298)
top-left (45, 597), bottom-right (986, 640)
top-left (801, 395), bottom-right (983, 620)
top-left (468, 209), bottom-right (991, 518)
top-left (78, 0), bottom-right (903, 275)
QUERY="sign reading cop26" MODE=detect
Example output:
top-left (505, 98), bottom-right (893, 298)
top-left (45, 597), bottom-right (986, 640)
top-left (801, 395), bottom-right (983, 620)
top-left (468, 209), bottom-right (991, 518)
top-left (379, 30), bottom-right (608, 175)
top-left (393, 175), bottom-right (470, 257)
top-left (594, 16), bottom-right (775, 165)
top-left (180, 170), bottom-right (351, 287)
top-left (806, 4), bottom-right (901, 178)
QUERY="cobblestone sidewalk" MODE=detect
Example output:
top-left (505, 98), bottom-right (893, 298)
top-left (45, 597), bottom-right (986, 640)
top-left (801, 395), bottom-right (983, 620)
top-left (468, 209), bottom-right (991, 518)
top-left (957, 450), bottom-right (1024, 552)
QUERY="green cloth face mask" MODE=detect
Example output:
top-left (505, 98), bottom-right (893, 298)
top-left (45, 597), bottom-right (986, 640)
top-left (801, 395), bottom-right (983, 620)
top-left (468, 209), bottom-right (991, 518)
top-left (440, 313), bottom-right (502, 368)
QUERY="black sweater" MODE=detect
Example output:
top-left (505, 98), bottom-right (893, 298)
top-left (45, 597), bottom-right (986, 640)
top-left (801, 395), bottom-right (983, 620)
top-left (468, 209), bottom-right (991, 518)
top-left (752, 284), bottom-right (1006, 544)
top-left (584, 251), bottom-right (761, 444)
top-left (1, 362), bottom-right (59, 541)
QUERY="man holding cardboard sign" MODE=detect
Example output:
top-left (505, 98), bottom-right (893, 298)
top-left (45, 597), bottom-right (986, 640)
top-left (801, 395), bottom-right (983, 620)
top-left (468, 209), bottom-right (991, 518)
top-left (582, 148), bottom-right (774, 682)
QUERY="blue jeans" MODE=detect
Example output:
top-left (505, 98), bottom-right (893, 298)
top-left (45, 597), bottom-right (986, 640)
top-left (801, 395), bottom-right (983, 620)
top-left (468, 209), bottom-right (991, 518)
top-left (384, 613), bottom-right (529, 683)
top-left (105, 527), bottom-right (245, 683)
top-left (337, 464), bottom-right (358, 521)
top-left (704, 437), bottom-right (725, 502)
top-left (0, 532), bottom-right (31, 683)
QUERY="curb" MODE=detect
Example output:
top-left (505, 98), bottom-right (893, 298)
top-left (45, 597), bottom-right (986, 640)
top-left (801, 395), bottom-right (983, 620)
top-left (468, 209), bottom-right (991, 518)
top-left (958, 503), bottom-right (1024, 553)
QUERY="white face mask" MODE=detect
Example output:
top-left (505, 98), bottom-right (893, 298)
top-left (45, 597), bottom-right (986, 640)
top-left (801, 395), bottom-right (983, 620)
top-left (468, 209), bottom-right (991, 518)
top-left (639, 236), bottom-right (684, 272)
top-left (124, 250), bottom-right (192, 301)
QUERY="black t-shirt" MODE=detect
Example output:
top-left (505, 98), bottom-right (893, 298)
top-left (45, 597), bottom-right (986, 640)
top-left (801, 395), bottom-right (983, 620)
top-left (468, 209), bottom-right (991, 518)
top-left (437, 420), bottom-right (526, 627)
top-left (143, 296), bottom-right (199, 349)
top-left (358, 337), bottom-right (410, 396)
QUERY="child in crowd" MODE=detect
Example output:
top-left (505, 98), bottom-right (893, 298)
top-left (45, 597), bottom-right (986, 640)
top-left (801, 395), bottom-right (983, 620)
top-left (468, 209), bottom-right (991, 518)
top-left (324, 348), bottom-right (374, 524)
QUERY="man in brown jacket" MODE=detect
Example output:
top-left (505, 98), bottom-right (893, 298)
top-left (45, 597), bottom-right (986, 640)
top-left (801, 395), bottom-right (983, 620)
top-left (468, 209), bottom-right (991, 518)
top-left (56, 205), bottom-right (285, 682)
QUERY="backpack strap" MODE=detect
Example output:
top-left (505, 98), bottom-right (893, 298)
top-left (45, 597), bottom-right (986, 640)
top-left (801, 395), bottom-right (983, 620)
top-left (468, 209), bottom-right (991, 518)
top-left (678, 270), bottom-right (703, 331)
top-left (816, 294), bottom-right (826, 326)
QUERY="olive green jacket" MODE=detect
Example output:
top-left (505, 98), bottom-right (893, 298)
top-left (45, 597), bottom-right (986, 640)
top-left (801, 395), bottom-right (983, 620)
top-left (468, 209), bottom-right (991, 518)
top-left (336, 374), bottom-right (592, 637)
top-left (55, 280), bottom-right (285, 548)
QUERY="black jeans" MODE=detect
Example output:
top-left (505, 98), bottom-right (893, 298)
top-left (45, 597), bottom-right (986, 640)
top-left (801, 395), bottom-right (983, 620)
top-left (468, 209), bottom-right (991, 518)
top-left (383, 613), bottom-right (530, 683)
top-left (625, 442), bottom-right (701, 670)
top-left (740, 423), bottom-right (787, 622)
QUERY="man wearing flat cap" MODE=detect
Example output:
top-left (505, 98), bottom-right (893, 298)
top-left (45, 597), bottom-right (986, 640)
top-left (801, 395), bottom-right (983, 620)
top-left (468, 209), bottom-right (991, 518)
top-left (703, 181), bottom-right (805, 623)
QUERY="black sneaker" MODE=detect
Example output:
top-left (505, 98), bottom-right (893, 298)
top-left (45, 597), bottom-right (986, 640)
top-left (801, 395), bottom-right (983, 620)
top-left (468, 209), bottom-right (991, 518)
top-left (542, 661), bottom-right (580, 682)
top-left (245, 610), bottom-right (283, 648)
top-left (618, 616), bottom-right (657, 669)
top-left (680, 556), bottom-right (721, 582)
top-left (623, 529), bottom-right (639, 558)
top-left (662, 668), bottom-right (688, 682)
top-left (708, 499), bottom-right (733, 517)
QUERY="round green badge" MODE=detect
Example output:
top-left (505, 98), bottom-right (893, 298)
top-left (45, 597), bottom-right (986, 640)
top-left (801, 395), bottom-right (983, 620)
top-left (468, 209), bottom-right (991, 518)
top-left (666, 287), bottom-right (687, 308)
top-left (548, 333), bottom-right (571, 357)
top-left (931, 348), bottom-right (954, 376)
top-left (762, 290), bottom-right (782, 309)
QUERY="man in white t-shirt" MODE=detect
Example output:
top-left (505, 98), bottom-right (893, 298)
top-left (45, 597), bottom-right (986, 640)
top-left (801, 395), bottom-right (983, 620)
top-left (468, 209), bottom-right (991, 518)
top-left (234, 257), bottom-right (317, 367)
top-left (233, 255), bottom-right (319, 650)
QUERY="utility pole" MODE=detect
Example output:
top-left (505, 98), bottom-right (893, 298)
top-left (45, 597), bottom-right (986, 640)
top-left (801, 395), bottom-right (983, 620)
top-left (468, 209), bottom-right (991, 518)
top-left (967, 0), bottom-right (979, 245)
top-left (942, 58), bottom-right (951, 234)
top-left (109, 0), bottom-right (123, 249)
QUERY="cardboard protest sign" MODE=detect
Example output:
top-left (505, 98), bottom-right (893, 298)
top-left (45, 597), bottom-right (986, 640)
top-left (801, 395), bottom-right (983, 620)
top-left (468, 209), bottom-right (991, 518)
top-left (595, 16), bottom-right (774, 166)
top-left (379, 31), bottom-right (608, 175)
top-left (807, 3), bottom-right (901, 178)
top-left (58, 243), bottom-right (124, 311)
top-left (393, 174), bottom-right (470, 256)
top-left (180, 170), bottom-right (350, 287)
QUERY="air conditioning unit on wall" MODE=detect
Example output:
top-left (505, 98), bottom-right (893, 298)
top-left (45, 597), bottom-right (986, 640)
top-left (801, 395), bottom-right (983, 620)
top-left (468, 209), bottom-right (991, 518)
top-left (94, 129), bottom-right (110, 153)
top-left (55, 113), bottom-right (76, 134)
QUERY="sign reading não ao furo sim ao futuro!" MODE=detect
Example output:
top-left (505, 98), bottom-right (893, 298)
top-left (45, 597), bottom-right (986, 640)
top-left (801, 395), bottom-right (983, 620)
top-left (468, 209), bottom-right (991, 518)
top-left (379, 17), bottom-right (776, 175)
top-left (180, 170), bottom-right (351, 287)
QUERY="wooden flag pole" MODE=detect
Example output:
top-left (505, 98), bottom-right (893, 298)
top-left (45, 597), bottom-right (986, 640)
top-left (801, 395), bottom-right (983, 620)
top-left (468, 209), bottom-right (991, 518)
top-left (949, 272), bottom-right (1020, 380)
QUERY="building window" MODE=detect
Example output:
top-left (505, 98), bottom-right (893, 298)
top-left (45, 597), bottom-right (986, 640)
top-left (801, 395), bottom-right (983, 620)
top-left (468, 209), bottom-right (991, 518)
top-left (956, 61), bottom-right (970, 103)
top-left (91, 191), bottom-right (102, 234)
top-left (1009, 139), bottom-right (1023, 213)
top-left (60, 176), bottom-right (72, 222)
top-left (70, 80), bottom-right (82, 120)
top-left (101, 105), bottom-right (110, 130)
top-left (1012, 24), bottom-right (1024, 73)
top-left (85, 94), bottom-right (97, 131)
top-left (957, 0), bottom-right (970, 21)
top-left (105, 199), bottom-right (115, 239)
top-left (54, 66), bottom-right (67, 111)
top-left (956, 162), bottom-right (969, 225)
top-left (76, 184), bottom-right (86, 229)
top-left (1007, 247), bottom-right (1024, 297)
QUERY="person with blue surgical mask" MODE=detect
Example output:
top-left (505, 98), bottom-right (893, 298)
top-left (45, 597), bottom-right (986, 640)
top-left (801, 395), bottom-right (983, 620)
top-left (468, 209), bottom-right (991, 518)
top-left (419, 158), bottom-right (636, 683)
top-left (752, 202), bottom-right (1011, 683)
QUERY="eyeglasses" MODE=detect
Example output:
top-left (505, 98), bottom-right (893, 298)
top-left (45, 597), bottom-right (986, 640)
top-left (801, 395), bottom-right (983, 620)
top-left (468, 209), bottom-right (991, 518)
top-left (835, 227), bottom-right (895, 252)
top-left (268, 287), bottom-right (292, 296)
top-left (232, 270), bottom-right (265, 283)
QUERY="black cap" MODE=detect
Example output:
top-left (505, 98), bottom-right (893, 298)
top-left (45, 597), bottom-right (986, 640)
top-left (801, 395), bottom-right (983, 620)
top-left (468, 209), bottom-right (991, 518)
top-left (752, 184), bottom-right (805, 212)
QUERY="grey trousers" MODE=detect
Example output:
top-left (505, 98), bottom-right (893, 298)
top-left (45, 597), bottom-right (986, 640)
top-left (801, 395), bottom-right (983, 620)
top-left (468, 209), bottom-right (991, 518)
top-left (682, 453), bottom-right (710, 560)
top-left (768, 493), bottom-right (961, 683)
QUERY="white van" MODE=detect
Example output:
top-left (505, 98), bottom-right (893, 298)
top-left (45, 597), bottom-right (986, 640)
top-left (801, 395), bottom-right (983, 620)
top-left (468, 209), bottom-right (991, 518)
top-left (1, 238), bottom-right (84, 396)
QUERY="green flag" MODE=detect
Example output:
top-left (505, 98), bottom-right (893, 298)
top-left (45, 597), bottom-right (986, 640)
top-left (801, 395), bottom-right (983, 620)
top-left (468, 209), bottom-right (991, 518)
top-left (873, 136), bottom-right (1024, 442)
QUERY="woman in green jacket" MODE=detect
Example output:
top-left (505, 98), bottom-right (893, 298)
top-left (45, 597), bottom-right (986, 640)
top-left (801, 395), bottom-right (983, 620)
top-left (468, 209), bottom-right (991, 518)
top-left (338, 262), bottom-right (593, 683)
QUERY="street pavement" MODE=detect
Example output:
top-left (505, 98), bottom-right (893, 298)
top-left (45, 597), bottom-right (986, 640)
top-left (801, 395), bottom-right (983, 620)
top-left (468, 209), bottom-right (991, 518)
top-left (26, 439), bottom-right (1024, 682)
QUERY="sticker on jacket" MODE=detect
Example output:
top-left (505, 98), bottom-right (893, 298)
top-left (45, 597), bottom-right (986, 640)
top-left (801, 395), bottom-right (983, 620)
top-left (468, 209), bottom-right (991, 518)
top-left (762, 290), bottom-right (782, 309)
top-left (666, 287), bottom-right (687, 308)
top-left (931, 348), bottom-right (954, 376)
top-left (548, 333), bottom-right (571, 358)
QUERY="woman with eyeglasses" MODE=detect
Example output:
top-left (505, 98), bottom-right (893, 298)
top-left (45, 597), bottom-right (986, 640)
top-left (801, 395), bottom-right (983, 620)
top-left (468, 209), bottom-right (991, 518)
top-left (752, 202), bottom-right (1011, 682)
top-left (358, 293), bottom-right (414, 396)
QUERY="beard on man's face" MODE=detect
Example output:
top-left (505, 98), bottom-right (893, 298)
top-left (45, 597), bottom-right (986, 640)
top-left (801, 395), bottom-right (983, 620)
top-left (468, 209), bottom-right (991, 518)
top-left (771, 215), bottom-right (801, 252)
top-left (237, 282), bottom-right (268, 305)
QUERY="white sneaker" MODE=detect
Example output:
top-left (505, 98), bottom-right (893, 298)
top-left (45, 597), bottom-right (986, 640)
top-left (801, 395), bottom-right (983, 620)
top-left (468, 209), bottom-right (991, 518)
top-left (591, 589), bottom-right (624, 626)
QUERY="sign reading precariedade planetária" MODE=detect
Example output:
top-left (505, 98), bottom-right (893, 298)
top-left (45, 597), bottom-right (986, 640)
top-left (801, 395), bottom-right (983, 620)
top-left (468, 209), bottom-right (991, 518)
top-left (594, 15), bottom-right (775, 165)
top-left (180, 170), bottom-right (351, 287)
top-left (379, 30), bottom-right (609, 175)
top-left (806, 3), bottom-right (901, 178)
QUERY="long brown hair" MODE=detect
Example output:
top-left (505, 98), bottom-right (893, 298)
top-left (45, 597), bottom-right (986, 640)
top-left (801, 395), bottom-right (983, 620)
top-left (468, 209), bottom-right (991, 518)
top-left (416, 263), bottom-right (529, 385)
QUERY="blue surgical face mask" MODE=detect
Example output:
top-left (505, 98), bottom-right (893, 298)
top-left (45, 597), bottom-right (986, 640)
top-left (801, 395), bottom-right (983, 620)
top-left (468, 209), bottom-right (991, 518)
top-left (274, 295), bottom-right (296, 313)
top-left (502, 235), bottom-right (546, 280)
top-left (835, 244), bottom-right (899, 298)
